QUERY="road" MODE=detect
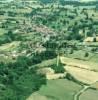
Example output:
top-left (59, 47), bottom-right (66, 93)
top-left (74, 85), bottom-right (89, 100)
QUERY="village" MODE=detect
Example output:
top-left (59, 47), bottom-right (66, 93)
top-left (0, 0), bottom-right (98, 100)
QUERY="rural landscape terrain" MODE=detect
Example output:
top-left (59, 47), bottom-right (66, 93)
top-left (0, 0), bottom-right (98, 100)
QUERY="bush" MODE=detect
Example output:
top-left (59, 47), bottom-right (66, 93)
top-left (69, 48), bottom-right (74, 54)
top-left (93, 37), bottom-right (96, 42)
top-left (66, 73), bottom-right (74, 80)
top-left (84, 52), bottom-right (89, 57)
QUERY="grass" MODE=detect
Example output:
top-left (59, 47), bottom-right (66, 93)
top-left (89, 54), bottom-right (98, 63)
top-left (80, 89), bottom-right (98, 100)
top-left (0, 28), bottom-right (7, 36)
top-left (0, 56), bottom-right (14, 63)
top-left (0, 15), bottom-right (26, 20)
top-left (1, 8), bottom-right (32, 14)
top-left (67, 50), bottom-right (94, 60)
top-left (32, 58), bottom-right (57, 68)
top-left (66, 49), bottom-right (98, 63)
top-left (27, 79), bottom-right (82, 100)
top-left (86, 42), bottom-right (98, 46)
top-left (0, 41), bottom-right (20, 52)
top-left (0, 41), bottom-right (19, 63)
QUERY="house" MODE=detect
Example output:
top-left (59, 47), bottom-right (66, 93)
top-left (84, 37), bottom-right (98, 42)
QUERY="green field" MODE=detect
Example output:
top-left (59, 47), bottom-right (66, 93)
top-left (0, 41), bottom-right (20, 52)
top-left (67, 50), bottom-right (93, 60)
top-left (27, 79), bottom-right (82, 100)
top-left (68, 50), bottom-right (98, 62)
top-left (0, 28), bottom-right (7, 36)
top-left (80, 89), bottom-right (98, 100)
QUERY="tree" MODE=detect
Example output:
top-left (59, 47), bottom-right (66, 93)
top-left (5, 30), bottom-right (15, 42)
top-left (43, 35), bottom-right (67, 67)
top-left (13, 69), bottom-right (46, 99)
top-left (0, 55), bottom-right (46, 100)
top-left (84, 52), bottom-right (89, 57)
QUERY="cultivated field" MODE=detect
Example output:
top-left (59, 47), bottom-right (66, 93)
top-left (60, 56), bottom-right (98, 71)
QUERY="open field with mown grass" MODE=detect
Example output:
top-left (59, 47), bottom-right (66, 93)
top-left (0, 41), bottom-right (20, 52)
top-left (0, 56), bottom-right (14, 63)
top-left (27, 79), bottom-right (82, 100)
top-left (80, 89), bottom-right (98, 100)
top-left (67, 50), bottom-right (94, 60)
top-left (1, 8), bottom-right (32, 13)
top-left (0, 15), bottom-right (26, 20)
top-left (0, 28), bottom-right (7, 36)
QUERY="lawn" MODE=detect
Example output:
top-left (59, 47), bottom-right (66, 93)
top-left (27, 79), bottom-right (82, 100)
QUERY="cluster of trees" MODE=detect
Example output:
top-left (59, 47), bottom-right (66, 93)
top-left (0, 30), bottom-right (16, 45)
top-left (0, 56), bottom-right (46, 100)
top-left (39, 0), bottom-right (98, 6)
top-left (39, 0), bottom-right (57, 4)
top-left (0, 29), bottom-right (24, 45)
top-left (50, 62), bottom-right (65, 73)
top-left (0, 11), bottom-right (6, 15)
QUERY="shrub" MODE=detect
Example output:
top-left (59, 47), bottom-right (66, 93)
top-left (69, 48), bottom-right (74, 54)
top-left (93, 37), bottom-right (96, 42)
top-left (84, 52), bottom-right (89, 57)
